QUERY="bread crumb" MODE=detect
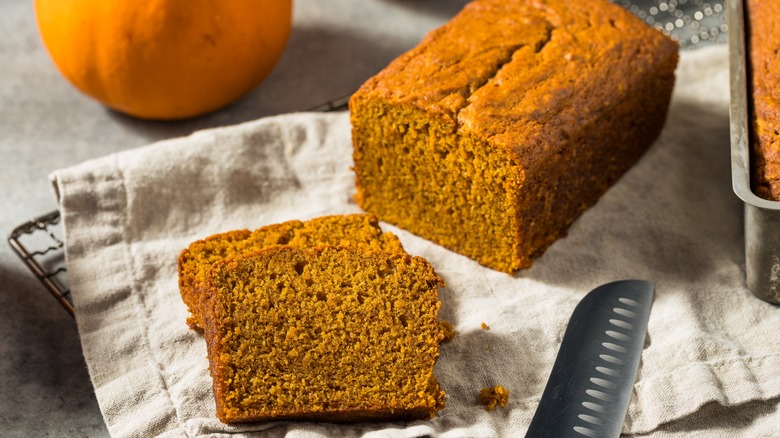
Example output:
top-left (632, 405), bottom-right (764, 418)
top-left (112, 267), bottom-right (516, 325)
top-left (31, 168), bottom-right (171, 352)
top-left (479, 385), bottom-right (509, 411)
top-left (440, 320), bottom-right (457, 342)
top-left (481, 322), bottom-right (490, 330)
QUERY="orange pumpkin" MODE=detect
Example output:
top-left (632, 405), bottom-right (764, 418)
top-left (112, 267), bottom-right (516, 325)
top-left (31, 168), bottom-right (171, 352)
top-left (34, 0), bottom-right (293, 120)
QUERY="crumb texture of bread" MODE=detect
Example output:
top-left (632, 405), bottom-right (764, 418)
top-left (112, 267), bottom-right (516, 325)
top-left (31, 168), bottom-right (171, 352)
top-left (747, 0), bottom-right (780, 201)
top-left (203, 245), bottom-right (446, 423)
top-left (177, 214), bottom-right (405, 329)
top-left (350, 0), bottom-right (679, 273)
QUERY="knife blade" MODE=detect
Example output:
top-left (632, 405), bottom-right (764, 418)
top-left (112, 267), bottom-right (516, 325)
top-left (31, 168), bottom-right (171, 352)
top-left (525, 279), bottom-right (655, 438)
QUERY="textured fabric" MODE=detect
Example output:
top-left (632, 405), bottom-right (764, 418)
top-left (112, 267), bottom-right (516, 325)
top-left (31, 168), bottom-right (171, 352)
top-left (51, 46), bottom-right (780, 438)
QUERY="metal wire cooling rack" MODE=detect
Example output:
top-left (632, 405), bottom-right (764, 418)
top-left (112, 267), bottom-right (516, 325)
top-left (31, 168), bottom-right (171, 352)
top-left (7, 0), bottom-right (727, 317)
top-left (8, 210), bottom-right (73, 316)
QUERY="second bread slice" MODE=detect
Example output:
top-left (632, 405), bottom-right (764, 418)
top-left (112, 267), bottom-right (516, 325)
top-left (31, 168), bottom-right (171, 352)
top-left (178, 214), bottom-right (405, 330)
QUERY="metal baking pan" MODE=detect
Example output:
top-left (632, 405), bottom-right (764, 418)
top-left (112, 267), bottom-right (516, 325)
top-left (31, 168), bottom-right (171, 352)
top-left (728, 0), bottom-right (780, 304)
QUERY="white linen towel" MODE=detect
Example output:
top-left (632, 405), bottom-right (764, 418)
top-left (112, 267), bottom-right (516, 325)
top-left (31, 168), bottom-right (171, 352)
top-left (51, 46), bottom-right (780, 437)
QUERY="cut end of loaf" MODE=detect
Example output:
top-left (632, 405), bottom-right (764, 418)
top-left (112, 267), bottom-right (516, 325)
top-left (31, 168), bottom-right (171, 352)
top-left (350, 0), bottom-right (678, 274)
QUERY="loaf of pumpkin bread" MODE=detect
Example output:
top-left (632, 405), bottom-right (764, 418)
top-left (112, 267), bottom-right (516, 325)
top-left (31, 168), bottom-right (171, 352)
top-left (178, 214), bottom-right (405, 330)
top-left (747, 0), bottom-right (780, 201)
top-left (350, 0), bottom-right (679, 273)
top-left (202, 245), bottom-right (446, 423)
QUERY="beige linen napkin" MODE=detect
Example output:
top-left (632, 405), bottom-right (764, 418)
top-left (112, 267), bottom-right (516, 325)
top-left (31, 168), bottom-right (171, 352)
top-left (51, 46), bottom-right (780, 438)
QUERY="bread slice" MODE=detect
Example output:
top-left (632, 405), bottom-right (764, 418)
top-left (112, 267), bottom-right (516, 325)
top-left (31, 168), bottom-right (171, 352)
top-left (202, 245), bottom-right (446, 423)
top-left (178, 214), bottom-right (405, 330)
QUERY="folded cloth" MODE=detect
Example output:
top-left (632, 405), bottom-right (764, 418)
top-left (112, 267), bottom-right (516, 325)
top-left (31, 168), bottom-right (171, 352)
top-left (51, 46), bottom-right (780, 438)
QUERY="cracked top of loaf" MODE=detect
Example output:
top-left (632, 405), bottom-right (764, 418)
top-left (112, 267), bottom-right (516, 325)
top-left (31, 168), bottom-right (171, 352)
top-left (352, 0), bottom-right (678, 164)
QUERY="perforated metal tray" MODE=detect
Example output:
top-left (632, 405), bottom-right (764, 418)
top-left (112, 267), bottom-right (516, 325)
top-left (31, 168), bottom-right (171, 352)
top-left (616, 0), bottom-right (727, 49)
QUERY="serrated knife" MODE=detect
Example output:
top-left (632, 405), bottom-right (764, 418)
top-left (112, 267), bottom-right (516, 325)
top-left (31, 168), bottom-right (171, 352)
top-left (525, 279), bottom-right (655, 438)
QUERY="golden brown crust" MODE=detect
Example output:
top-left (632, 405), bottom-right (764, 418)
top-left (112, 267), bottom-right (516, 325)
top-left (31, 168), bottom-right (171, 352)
top-left (178, 229), bottom-right (253, 330)
top-left (202, 245), bottom-right (445, 423)
top-left (350, 0), bottom-right (678, 273)
top-left (747, 0), bottom-right (780, 201)
top-left (178, 214), bottom-right (405, 329)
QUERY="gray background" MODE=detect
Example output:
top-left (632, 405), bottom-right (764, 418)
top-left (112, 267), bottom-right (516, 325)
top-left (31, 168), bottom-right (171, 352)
top-left (0, 0), bottom-right (725, 436)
